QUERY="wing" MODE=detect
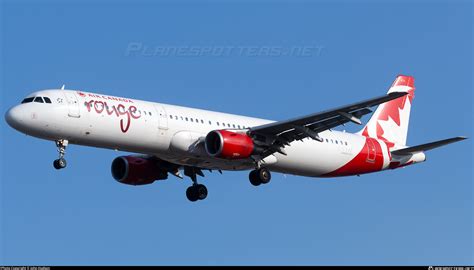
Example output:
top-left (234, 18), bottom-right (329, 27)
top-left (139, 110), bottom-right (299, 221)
top-left (248, 92), bottom-right (408, 158)
top-left (390, 136), bottom-right (467, 155)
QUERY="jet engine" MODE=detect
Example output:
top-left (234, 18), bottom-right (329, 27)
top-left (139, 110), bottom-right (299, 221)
top-left (205, 130), bottom-right (262, 159)
top-left (111, 156), bottom-right (168, 185)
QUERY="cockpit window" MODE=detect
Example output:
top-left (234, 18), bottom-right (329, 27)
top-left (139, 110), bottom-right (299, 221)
top-left (21, 97), bottom-right (34, 104)
top-left (34, 97), bottom-right (44, 103)
top-left (44, 97), bottom-right (52, 103)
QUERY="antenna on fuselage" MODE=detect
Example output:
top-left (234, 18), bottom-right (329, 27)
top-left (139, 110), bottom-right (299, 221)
top-left (60, 84), bottom-right (65, 90)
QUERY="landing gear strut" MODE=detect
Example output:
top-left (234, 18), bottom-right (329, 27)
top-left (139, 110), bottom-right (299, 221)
top-left (249, 167), bottom-right (271, 186)
top-left (184, 167), bottom-right (208, 202)
top-left (53, 139), bottom-right (68, 170)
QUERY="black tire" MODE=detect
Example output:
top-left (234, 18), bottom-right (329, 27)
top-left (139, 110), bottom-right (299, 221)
top-left (53, 159), bottom-right (61, 170)
top-left (186, 186), bottom-right (199, 202)
top-left (58, 158), bottom-right (67, 169)
top-left (249, 170), bottom-right (261, 186)
top-left (196, 184), bottom-right (208, 200)
top-left (258, 167), bottom-right (271, 184)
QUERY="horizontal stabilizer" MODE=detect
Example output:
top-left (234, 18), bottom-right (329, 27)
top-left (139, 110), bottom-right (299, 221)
top-left (391, 136), bottom-right (467, 155)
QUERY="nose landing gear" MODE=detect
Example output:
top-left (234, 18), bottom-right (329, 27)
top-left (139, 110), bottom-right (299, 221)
top-left (53, 139), bottom-right (68, 170)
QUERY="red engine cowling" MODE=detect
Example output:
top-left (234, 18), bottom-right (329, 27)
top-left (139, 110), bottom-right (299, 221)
top-left (111, 156), bottom-right (167, 185)
top-left (205, 130), bottom-right (255, 159)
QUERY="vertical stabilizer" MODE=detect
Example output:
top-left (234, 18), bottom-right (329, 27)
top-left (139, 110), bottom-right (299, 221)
top-left (360, 75), bottom-right (415, 149)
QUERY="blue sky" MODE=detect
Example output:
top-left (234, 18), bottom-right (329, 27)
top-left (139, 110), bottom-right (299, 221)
top-left (1, 0), bottom-right (472, 266)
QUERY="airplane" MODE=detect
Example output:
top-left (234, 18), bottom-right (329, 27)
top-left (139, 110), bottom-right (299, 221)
top-left (5, 75), bottom-right (467, 202)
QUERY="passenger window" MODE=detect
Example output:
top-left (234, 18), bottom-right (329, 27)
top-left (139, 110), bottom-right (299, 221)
top-left (335, 141), bottom-right (338, 144)
top-left (209, 120), bottom-right (212, 125)
top-left (201, 120), bottom-right (204, 124)
top-left (34, 97), bottom-right (44, 103)
top-left (44, 97), bottom-right (52, 103)
top-left (169, 115), bottom-right (173, 119)
top-left (345, 142), bottom-right (348, 146)
top-left (232, 124), bottom-right (236, 128)
top-left (185, 117), bottom-right (189, 121)
top-left (217, 122), bottom-right (220, 126)
top-left (190, 118), bottom-right (194, 122)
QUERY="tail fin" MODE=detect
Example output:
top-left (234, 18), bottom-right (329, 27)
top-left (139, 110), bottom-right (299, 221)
top-left (360, 75), bottom-right (415, 149)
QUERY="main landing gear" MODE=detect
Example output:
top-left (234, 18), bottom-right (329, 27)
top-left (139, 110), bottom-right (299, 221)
top-left (249, 167), bottom-right (271, 186)
top-left (186, 184), bottom-right (208, 202)
top-left (53, 139), bottom-right (68, 170)
top-left (184, 167), bottom-right (208, 202)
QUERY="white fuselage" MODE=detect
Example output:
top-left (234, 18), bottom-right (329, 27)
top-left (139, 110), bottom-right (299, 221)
top-left (6, 89), bottom-right (398, 177)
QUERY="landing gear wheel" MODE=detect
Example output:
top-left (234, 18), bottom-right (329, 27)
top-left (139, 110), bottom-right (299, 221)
top-left (249, 167), bottom-right (271, 186)
top-left (249, 170), bottom-right (261, 186)
top-left (196, 184), bottom-right (208, 200)
top-left (258, 167), bottom-right (271, 184)
top-left (58, 158), bottom-right (67, 169)
top-left (186, 186), bottom-right (199, 202)
top-left (53, 159), bottom-right (60, 170)
top-left (186, 184), bottom-right (208, 202)
top-left (53, 158), bottom-right (67, 170)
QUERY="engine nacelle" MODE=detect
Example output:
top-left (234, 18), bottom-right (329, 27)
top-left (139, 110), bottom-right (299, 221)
top-left (111, 156), bottom-right (167, 185)
top-left (205, 130), bottom-right (257, 159)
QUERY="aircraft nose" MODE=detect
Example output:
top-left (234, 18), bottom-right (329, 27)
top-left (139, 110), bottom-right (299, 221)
top-left (5, 106), bottom-right (25, 130)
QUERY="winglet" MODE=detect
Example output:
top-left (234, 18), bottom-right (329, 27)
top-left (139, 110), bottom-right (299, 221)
top-left (61, 84), bottom-right (65, 90)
